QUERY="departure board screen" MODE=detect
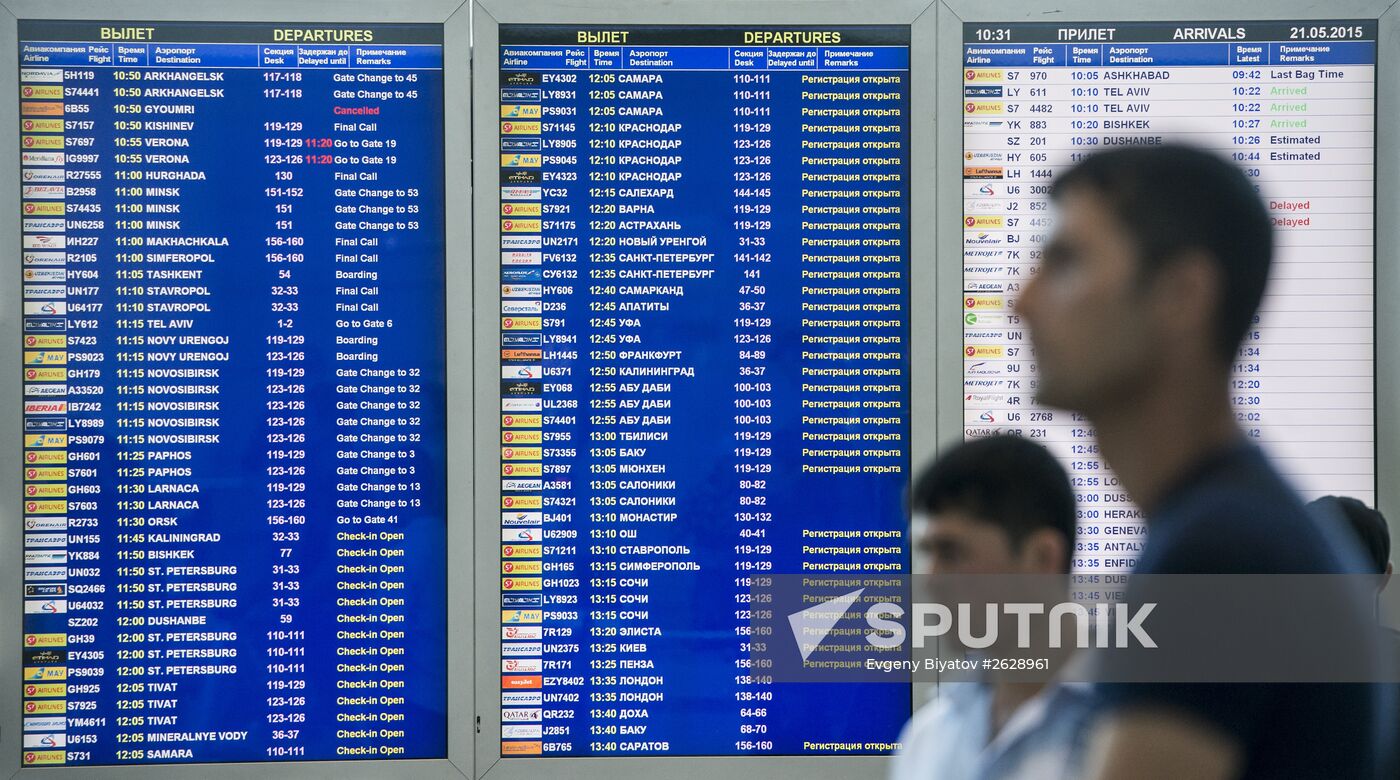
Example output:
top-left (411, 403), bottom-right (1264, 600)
top-left (961, 21), bottom-right (1376, 574)
top-left (495, 25), bottom-right (912, 757)
top-left (18, 21), bottom-right (446, 767)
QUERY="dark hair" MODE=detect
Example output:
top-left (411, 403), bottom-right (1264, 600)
top-left (1309, 495), bottom-right (1391, 575)
top-left (1050, 144), bottom-right (1273, 363)
top-left (911, 435), bottom-right (1075, 567)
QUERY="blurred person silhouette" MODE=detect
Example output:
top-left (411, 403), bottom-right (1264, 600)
top-left (1015, 144), bottom-right (1394, 779)
top-left (890, 434), bottom-right (1094, 780)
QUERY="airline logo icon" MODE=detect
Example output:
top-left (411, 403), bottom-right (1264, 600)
top-left (501, 593), bottom-right (542, 608)
top-left (964, 101), bottom-right (1004, 114)
top-left (502, 658), bottom-right (542, 673)
top-left (501, 741), bottom-right (542, 756)
top-left (502, 365), bottom-right (542, 380)
top-left (24, 566), bottom-right (66, 581)
top-left (502, 724), bottom-right (543, 739)
top-left (502, 577), bottom-right (542, 591)
top-left (23, 235), bottom-right (65, 249)
top-left (501, 431), bottom-right (542, 446)
top-left (501, 348), bottom-right (543, 361)
top-left (965, 345), bottom-right (1007, 358)
top-left (965, 69), bottom-right (1004, 82)
top-left (25, 433), bottom-right (67, 448)
top-left (965, 295), bottom-right (1005, 309)
top-left (502, 398), bottom-right (544, 412)
top-left (502, 317), bottom-right (542, 331)
top-left (502, 526), bottom-right (543, 542)
top-left (964, 199), bottom-right (1005, 214)
top-left (501, 609), bottom-right (542, 624)
top-left (22, 135), bottom-right (63, 149)
top-left (501, 543), bottom-right (542, 558)
top-left (23, 368), bottom-right (67, 383)
top-left (501, 707), bottom-right (542, 722)
top-left (502, 218), bottom-right (542, 233)
top-left (24, 599), bottom-right (66, 614)
top-left (501, 476), bottom-right (542, 490)
top-left (22, 733), bottom-right (65, 748)
top-left (502, 284), bottom-right (543, 298)
top-left (502, 300), bottom-right (544, 315)
top-left (25, 517), bottom-right (68, 531)
top-left (25, 351), bottom-right (67, 366)
top-left (963, 232), bottom-right (1004, 246)
top-left (964, 150), bottom-right (1005, 163)
top-left (503, 625), bottom-right (543, 641)
top-left (23, 202), bottom-right (65, 216)
top-left (21, 167), bottom-right (64, 182)
top-left (23, 251), bottom-right (65, 265)
top-left (21, 85), bottom-right (62, 99)
top-left (499, 88), bottom-right (541, 102)
top-left (26, 384), bottom-right (68, 398)
top-left (502, 333), bottom-right (543, 347)
top-left (502, 414), bottom-right (542, 428)
top-left (501, 250), bottom-right (543, 265)
top-left (501, 496), bottom-right (543, 512)
top-left (501, 510), bottom-right (542, 526)
top-left (25, 550), bottom-right (67, 565)
top-left (25, 531), bottom-right (68, 547)
top-left (23, 700), bottom-right (66, 715)
top-left (24, 634), bottom-right (67, 648)
top-left (501, 446), bottom-right (542, 460)
top-left (24, 284), bottom-right (66, 299)
top-left (500, 186), bottom-right (542, 200)
top-left (22, 749), bottom-right (64, 765)
top-left (501, 674), bottom-right (543, 690)
top-left (502, 693), bottom-right (543, 708)
top-left (502, 267), bottom-right (543, 284)
top-left (963, 166), bottom-right (1004, 180)
top-left (501, 138), bottom-right (543, 153)
top-left (965, 215), bottom-right (1005, 229)
top-left (24, 715), bottom-right (65, 731)
top-left (501, 201), bottom-right (543, 217)
top-left (502, 642), bottom-right (542, 657)
top-left (964, 85), bottom-right (1003, 98)
top-left (24, 334), bottom-right (65, 349)
top-left (501, 235), bottom-right (543, 250)
top-left (25, 400), bottom-right (67, 414)
top-left (501, 380), bottom-right (541, 397)
top-left (25, 484), bottom-right (67, 499)
top-left (502, 560), bottom-right (542, 575)
top-left (21, 152), bottom-right (64, 167)
top-left (501, 104), bottom-right (543, 118)
top-left (501, 121), bottom-right (541, 135)
top-left (500, 153), bottom-right (541, 167)
top-left (504, 72), bottom-right (542, 86)
top-left (22, 118), bottom-right (64, 132)
top-left (21, 68), bottom-right (63, 83)
top-left (23, 268), bottom-right (66, 282)
top-left (24, 666), bottom-right (66, 681)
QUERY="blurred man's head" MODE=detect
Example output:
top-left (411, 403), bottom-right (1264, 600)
top-left (1016, 145), bottom-right (1272, 415)
top-left (911, 435), bottom-right (1074, 575)
top-left (1309, 495), bottom-right (1393, 594)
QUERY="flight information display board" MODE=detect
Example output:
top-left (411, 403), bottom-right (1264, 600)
top-left (961, 20), bottom-right (1376, 574)
top-left (17, 20), bottom-right (447, 767)
top-left (494, 25), bottom-right (912, 757)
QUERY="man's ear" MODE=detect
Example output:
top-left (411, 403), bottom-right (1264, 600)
top-left (1148, 251), bottom-right (1222, 354)
top-left (1019, 527), bottom-right (1069, 574)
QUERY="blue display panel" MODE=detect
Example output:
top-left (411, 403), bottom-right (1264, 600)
top-left (495, 25), bottom-right (912, 757)
top-left (17, 20), bottom-right (446, 767)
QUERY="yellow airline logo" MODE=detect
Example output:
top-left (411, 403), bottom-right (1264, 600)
top-left (501, 543), bottom-right (542, 558)
top-left (25, 450), bottom-right (67, 464)
top-left (501, 609), bottom-right (543, 623)
top-left (502, 414), bottom-right (542, 428)
top-left (24, 351), bottom-right (66, 366)
top-left (501, 495), bottom-right (542, 510)
top-left (21, 135), bottom-right (63, 149)
top-left (964, 101), bottom-right (1003, 115)
top-left (965, 345), bottom-right (1006, 358)
top-left (501, 462), bottom-right (542, 477)
top-left (500, 104), bottom-right (542, 119)
top-left (965, 215), bottom-right (1004, 229)
top-left (501, 121), bottom-right (541, 135)
top-left (24, 483), bottom-right (66, 498)
top-left (24, 682), bottom-right (65, 698)
top-left (25, 467), bottom-right (68, 481)
top-left (21, 85), bottom-right (62, 99)
top-left (25, 633), bottom-right (67, 647)
top-left (501, 153), bottom-right (541, 167)
top-left (23, 202), bottom-right (64, 216)
top-left (23, 335), bottom-right (65, 349)
top-left (502, 560), bottom-right (542, 575)
top-left (21, 118), bottom-right (63, 132)
top-left (964, 295), bottom-right (1004, 310)
top-left (23, 699), bottom-right (65, 715)
top-left (502, 317), bottom-right (542, 331)
top-left (501, 219), bottom-right (542, 233)
top-left (25, 434), bottom-right (67, 448)
top-left (502, 430), bottom-right (542, 445)
top-left (501, 446), bottom-right (542, 461)
top-left (24, 368), bottom-right (66, 382)
top-left (22, 749), bottom-right (64, 765)
top-left (502, 741), bottom-right (542, 755)
top-left (964, 69), bottom-right (1004, 82)
top-left (24, 666), bottom-right (66, 681)
top-left (501, 202), bottom-right (542, 217)
top-left (502, 576), bottom-right (542, 591)
top-left (24, 500), bottom-right (66, 514)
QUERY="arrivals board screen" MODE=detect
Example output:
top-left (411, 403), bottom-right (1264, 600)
top-left (17, 20), bottom-right (447, 767)
top-left (495, 25), bottom-right (913, 757)
top-left (960, 21), bottom-right (1377, 574)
